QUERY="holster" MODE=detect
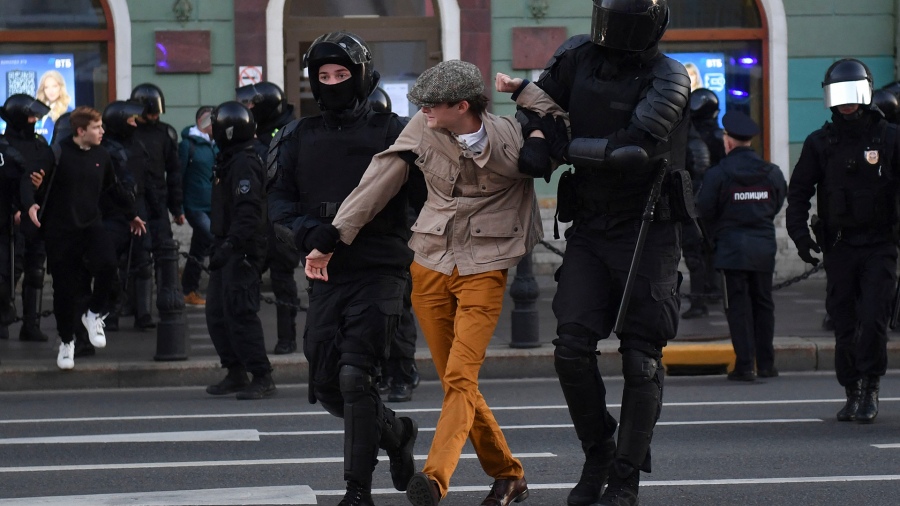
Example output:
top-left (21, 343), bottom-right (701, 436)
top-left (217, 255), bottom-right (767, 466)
top-left (665, 169), bottom-right (698, 223)
top-left (556, 169), bottom-right (577, 224)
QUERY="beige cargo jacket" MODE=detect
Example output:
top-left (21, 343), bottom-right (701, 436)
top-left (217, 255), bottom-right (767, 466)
top-left (332, 82), bottom-right (564, 276)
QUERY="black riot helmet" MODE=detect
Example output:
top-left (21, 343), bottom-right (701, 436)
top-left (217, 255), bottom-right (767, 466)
top-left (235, 81), bottom-right (286, 126)
top-left (102, 100), bottom-right (145, 139)
top-left (130, 83), bottom-right (166, 115)
top-left (303, 31), bottom-right (379, 111)
top-left (822, 59), bottom-right (873, 108)
top-left (211, 101), bottom-right (256, 149)
top-left (590, 0), bottom-right (669, 52)
top-left (367, 86), bottom-right (392, 113)
top-left (0, 93), bottom-right (51, 131)
top-left (882, 81), bottom-right (900, 101)
top-left (873, 89), bottom-right (899, 121)
top-left (689, 88), bottom-right (720, 121)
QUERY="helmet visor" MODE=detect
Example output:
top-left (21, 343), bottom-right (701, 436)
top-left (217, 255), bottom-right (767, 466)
top-left (824, 80), bottom-right (872, 108)
top-left (235, 84), bottom-right (260, 107)
top-left (28, 99), bottom-right (51, 119)
top-left (304, 32), bottom-right (371, 68)
top-left (591, 6), bottom-right (660, 51)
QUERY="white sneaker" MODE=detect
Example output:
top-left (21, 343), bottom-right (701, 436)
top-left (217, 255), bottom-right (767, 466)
top-left (81, 310), bottom-right (107, 348)
top-left (57, 341), bottom-right (74, 370)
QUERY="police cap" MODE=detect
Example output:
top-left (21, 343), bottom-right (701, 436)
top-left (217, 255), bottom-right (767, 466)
top-left (722, 111), bottom-right (759, 141)
top-left (408, 60), bottom-right (484, 108)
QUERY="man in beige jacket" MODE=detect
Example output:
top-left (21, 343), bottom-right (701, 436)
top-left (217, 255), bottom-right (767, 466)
top-left (305, 60), bottom-right (564, 506)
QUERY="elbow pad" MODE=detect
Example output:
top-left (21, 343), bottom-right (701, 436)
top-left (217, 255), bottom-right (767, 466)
top-left (567, 138), bottom-right (609, 170)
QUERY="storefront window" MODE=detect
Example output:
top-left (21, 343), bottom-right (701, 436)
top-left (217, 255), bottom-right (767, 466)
top-left (0, 0), bottom-right (112, 141)
top-left (669, 0), bottom-right (761, 29)
top-left (0, 0), bottom-right (107, 30)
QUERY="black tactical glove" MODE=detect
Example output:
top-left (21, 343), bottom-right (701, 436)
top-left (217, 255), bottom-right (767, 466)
top-left (794, 235), bottom-right (821, 266)
top-left (303, 223), bottom-right (340, 254)
top-left (518, 137), bottom-right (552, 182)
top-left (208, 240), bottom-right (235, 271)
top-left (273, 223), bottom-right (299, 252)
top-left (516, 109), bottom-right (569, 163)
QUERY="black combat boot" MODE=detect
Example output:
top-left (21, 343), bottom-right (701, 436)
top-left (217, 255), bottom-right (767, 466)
top-left (382, 415), bottom-right (418, 491)
top-left (19, 285), bottom-right (49, 341)
top-left (836, 380), bottom-right (863, 422)
top-left (567, 438), bottom-right (616, 506)
top-left (236, 372), bottom-right (276, 400)
top-left (597, 463), bottom-right (640, 506)
top-left (856, 376), bottom-right (880, 424)
top-left (338, 480), bottom-right (375, 506)
top-left (206, 367), bottom-right (250, 395)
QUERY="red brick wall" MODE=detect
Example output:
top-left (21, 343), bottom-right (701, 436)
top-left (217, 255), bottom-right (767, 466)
top-left (235, 0), bottom-right (268, 80)
top-left (458, 0), bottom-right (492, 105)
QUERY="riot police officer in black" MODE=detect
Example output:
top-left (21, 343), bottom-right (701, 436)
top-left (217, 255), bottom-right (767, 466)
top-left (697, 111), bottom-right (786, 381)
top-left (99, 101), bottom-right (148, 333)
top-left (236, 81), bottom-right (302, 355)
top-left (535, 1), bottom-right (691, 504)
top-left (267, 31), bottom-right (418, 505)
top-left (787, 58), bottom-right (899, 424)
top-left (0, 94), bottom-right (54, 342)
top-left (681, 88), bottom-right (725, 319)
top-left (129, 83), bottom-right (185, 329)
top-left (205, 101), bottom-right (275, 400)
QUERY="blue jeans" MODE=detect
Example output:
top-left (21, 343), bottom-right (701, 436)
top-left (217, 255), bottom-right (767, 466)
top-left (182, 209), bottom-right (213, 294)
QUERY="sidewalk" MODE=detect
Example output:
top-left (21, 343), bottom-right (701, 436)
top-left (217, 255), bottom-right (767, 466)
top-left (0, 269), bottom-right (897, 391)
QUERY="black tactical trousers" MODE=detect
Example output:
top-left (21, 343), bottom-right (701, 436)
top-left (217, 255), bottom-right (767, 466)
top-left (824, 241), bottom-right (896, 386)
top-left (385, 270), bottom-right (418, 383)
top-left (206, 255), bottom-right (271, 377)
top-left (722, 269), bottom-right (775, 373)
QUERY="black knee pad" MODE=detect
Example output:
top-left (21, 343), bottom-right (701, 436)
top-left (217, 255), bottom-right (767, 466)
top-left (23, 268), bottom-right (44, 289)
top-left (554, 341), bottom-right (595, 382)
top-left (621, 348), bottom-right (662, 388)
top-left (340, 364), bottom-right (375, 402)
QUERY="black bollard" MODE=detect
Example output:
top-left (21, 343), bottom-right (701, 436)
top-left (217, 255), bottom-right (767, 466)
top-left (154, 238), bottom-right (187, 361)
top-left (509, 252), bottom-right (542, 348)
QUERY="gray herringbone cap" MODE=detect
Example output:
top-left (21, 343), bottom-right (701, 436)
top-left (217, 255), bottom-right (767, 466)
top-left (408, 60), bottom-right (484, 107)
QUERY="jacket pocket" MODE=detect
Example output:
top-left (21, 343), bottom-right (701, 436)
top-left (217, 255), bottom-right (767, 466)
top-left (409, 206), bottom-right (451, 261)
top-left (469, 208), bottom-right (526, 264)
top-left (416, 148), bottom-right (458, 196)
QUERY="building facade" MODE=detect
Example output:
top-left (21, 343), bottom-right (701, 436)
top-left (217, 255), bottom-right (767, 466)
top-left (1, 0), bottom-right (897, 276)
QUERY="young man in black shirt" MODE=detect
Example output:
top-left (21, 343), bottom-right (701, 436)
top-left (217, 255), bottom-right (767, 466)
top-left (30, 106), bottom-right (132, 370)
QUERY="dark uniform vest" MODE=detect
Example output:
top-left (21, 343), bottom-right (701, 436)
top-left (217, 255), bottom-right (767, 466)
top-left (818, 116), bottom-right (899, 245)
top-left (210, 146), bottom-right (268, 266)
top-left (564, 49), bottom-right (689, 219)
top-left (289, 112), bottom-right (412, 280)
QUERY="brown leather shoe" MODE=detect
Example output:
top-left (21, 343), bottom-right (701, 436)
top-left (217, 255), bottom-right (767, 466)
top-left (480, 477), bottom-right (529, 506)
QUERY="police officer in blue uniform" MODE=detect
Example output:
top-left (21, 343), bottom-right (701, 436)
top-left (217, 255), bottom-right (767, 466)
top-left (697, 111), bottom-right (786, 381)
top-left (787, 59), bottom-right (900, 424)
top-left (535, 1), bottom-right (692, 504)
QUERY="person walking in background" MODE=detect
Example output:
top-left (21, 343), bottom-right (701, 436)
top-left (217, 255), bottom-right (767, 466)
top-left (179, 106), bottom-right (217, 307)
top-left (696, 111), bottom-right (786, 382)
top-left (787, 59), bottom-right (900, 423)
top-left (30, 106), bottom-right (133, 370)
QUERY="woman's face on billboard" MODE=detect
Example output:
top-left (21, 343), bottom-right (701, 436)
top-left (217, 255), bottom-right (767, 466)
top-left (43, 77), bottom-right (61, 102)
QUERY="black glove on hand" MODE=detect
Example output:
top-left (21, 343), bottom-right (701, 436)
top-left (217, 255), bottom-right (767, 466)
top-left (273, 223), bottom-right (299, 252)
top-left (208, 240), bottom-right (235, 271)
top-left (794, 235), bottom-right (821, 266)
top-left (303, 224), bottom-right (340, 254)
top-left (518, 137), bottom-right (552, 182)
top-left (540, 114), bottom-right (570, 163)
top-left (515, 108), bottom-right (543, 137)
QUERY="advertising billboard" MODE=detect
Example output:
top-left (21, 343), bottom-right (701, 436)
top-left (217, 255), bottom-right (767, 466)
top-left (0, 53), bottom-right (77, 143)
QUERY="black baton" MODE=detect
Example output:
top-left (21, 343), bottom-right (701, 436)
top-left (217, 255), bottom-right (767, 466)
top-left (614, 160), bottom-right (668, 335)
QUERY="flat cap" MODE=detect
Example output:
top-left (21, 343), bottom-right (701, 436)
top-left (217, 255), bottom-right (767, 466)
top-left (722, 111), bottom-right (759, 141)
top-left (408, 60), bottom-right (484, 108)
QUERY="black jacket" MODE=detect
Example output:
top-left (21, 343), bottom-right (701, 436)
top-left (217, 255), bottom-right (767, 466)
top-left (697, 147), bottom-right (786, 272)
top-left (210, 142), bottom-right (268, 269)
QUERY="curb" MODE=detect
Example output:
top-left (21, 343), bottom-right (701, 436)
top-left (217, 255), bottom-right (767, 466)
top-left (1, 338), bottom-right (898, 391)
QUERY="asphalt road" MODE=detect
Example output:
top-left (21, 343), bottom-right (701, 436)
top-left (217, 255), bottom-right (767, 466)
top-left (0, 371), bottom-right (898, 505)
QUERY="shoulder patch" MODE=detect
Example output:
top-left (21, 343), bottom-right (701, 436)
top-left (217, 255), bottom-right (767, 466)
top-left (238, 179), bottom-right (251, 194)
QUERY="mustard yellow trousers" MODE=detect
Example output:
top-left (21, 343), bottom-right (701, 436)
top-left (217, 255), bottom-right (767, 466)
top-left (410, 261), bottom-right (525, 498)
